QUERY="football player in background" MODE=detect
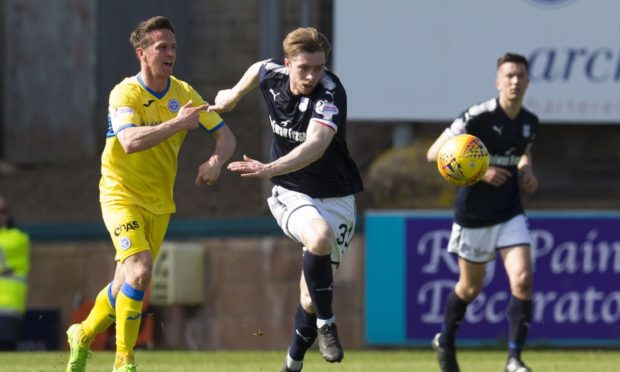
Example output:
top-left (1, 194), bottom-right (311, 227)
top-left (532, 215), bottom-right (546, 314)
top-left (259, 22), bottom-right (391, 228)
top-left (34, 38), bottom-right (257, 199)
top-left (208, 27), bottom-right (363, 372)
top-left (426, 52), bottom-right (539, 372)
top-left (65, 16), bottom-right (236, 372)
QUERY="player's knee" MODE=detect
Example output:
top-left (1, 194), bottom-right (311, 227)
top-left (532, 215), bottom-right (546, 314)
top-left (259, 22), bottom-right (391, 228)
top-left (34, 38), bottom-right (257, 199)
top-left (300, 297), bottom-right (315, 313)
top-left (306, 239), bottom-right (331, 256)
top-left (456, 283), bottom-right (483, 302)
top-left (511, 269), bottom-right (533, 297)
top-left (303, 225), bottom-right (333, 256)
top-left (299, 284), bottom-right (316, 312)
top-left (127, 265), bottom-right (152, 290)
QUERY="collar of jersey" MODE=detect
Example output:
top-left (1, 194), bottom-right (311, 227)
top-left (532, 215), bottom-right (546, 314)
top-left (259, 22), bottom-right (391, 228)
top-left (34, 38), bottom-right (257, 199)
top-left (136, 72), bottom-right (171, 99)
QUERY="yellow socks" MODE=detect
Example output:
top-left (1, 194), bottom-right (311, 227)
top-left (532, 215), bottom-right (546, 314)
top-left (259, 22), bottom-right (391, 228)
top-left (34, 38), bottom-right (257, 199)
top-left (114, 353), bottom-right (135, 369)
top-left (81, 282), bottom-right (116, 346)
top-left (115, 282), bottom-right (144, 367)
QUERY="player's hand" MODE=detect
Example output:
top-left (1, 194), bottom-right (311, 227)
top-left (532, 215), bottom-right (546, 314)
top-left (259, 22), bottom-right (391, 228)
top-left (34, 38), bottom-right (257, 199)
top-left (194, 157), bottom-right (222, 187)
top-left (207, 89), bottom-right (239, 113)
top-left (227, 154), bottom-right (272, 179)
top-left (519, 168), bottom-right (539, 194)
top-left (177, 100), bottom-right (208, 130)
top-left (481, 166), bottom-right (512, 187)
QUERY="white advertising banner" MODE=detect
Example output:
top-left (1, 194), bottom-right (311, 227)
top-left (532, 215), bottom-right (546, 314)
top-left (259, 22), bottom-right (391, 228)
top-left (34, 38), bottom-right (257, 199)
top-left (333, 0), bottom-right (620, 123)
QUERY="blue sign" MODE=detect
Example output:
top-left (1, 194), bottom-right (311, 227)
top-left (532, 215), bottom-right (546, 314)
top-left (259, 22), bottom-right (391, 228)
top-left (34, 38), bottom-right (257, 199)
top-left (365, 211), bottom-right (620, 347)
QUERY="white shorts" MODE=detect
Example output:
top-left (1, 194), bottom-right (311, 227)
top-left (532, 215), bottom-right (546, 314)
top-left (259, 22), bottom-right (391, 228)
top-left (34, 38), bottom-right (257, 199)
top-left (447, 214), bottom-right (531, 263)
top-left (267, 185), bottom-right (357, 267)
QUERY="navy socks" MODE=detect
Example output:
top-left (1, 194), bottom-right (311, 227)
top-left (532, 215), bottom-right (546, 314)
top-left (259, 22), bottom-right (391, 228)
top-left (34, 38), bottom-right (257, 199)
top-left (441, 291), bottom-right (468, 344)
top-left (302, 250), bottom-right (334, 320)
top-left (288, 304), bottom-right (318, 361)
top-left (508, 296), bottom-right (532, 359)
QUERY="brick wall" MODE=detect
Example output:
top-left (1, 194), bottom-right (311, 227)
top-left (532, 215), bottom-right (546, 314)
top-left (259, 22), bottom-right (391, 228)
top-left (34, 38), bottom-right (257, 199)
top-left (29, 235), bottom-right (365, 350)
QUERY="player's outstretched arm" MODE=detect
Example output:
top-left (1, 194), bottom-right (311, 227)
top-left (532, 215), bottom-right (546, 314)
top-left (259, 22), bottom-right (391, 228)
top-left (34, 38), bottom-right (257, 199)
top-left (117, 100), bottom-right (207, 153)
top-left (207, 61), bottom-right (264, 114)
top-left (227, 121), bottom-right (335, 179)
top-left (226, 154), bottom-right (269, 179)
top-left (195, 125), bottom-right (237, 186)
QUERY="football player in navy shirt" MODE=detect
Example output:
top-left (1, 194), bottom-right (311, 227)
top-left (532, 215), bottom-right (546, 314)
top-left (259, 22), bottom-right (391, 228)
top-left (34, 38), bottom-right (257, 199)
top-left (208, 27), bottom-right (363, 372)
top-left (427, 53), bottom-right (538, 372)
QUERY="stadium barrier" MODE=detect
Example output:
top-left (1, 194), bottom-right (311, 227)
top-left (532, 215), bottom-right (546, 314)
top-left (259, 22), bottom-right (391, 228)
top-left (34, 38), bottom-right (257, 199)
top-left (366, 210), bottom-right (620, 348)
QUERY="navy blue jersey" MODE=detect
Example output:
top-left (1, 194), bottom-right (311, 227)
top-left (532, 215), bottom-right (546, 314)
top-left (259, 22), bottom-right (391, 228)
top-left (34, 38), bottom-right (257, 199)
top-left (448, 98), bottom-right (539, 227)
top-left (258, 59), bottom-right (363, 198)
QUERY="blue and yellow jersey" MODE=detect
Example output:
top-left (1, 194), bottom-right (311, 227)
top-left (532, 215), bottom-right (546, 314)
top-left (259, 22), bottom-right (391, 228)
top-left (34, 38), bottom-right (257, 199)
top-left (100, 73), bottom-right (224, 214)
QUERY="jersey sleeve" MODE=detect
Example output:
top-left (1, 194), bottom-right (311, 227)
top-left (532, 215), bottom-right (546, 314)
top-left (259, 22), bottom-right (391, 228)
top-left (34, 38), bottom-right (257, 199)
top-left (258, 59), bottom-right (282, 83)
top-left (189, 87), bottom-right (224, 133)
top-left (108, 84), bottom-right (141, 134)
top-left (258, 59), bottom-right (292, 98)
top-left (310, 89), bottom-right (343, 132)
top-left (447, 110), bottom-right (469, 136)
top-left (449, 98), bottom-right (497, 136)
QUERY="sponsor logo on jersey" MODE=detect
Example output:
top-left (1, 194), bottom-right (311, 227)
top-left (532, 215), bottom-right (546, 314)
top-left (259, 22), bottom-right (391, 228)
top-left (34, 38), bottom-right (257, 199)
top-left (114, 220), bottom-right (140, 236)
top-left (143, 99), bottom-right (155, 107)
top-left (119, 237), bottom-right (131, 251)
top-left (110, 107), bottom-right (137, 132)
top-left (315, 100), bottom-right (339, 118)
top-left (168, 99), bottom-right (180, 112)
top-left (492, 125), bottom-right (503, 135)
top-left (269, 88), bottom-right (281, 101)
top-left (490, 154), bottom-right (522, 166)
top-left (112, 106), bottom-right (135, 118)
top-left (269, 115), bottom-right (306, 142)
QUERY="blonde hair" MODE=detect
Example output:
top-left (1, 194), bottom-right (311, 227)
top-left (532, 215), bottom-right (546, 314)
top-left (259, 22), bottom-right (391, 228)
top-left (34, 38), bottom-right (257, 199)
top-left (129, 16), bottom-right (175, 49)
top-left (282, 27), bottom-right (331, 59)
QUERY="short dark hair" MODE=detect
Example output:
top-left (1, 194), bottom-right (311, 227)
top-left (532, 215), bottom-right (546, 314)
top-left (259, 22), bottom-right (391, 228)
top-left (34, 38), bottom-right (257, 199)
top-left (497, 52), bottom-right (528, 72)
top-left (129, 16), bottom-right (175, 49)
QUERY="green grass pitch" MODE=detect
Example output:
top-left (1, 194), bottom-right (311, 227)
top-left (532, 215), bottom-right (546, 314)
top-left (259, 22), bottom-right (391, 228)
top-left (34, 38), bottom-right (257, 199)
top-left (0, 349), bottom-right (618, 371)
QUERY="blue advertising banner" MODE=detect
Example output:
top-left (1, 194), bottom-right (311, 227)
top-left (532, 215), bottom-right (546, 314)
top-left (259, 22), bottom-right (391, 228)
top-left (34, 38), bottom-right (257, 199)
top-left (365, 211), bottom-right (620, 347)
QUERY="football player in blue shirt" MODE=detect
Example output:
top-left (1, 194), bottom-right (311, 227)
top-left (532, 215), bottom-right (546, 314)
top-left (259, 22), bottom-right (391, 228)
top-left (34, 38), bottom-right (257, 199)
top-left (209, 27), bottom-right (363, 372)
top-left (427, 52), bottom-right (539, 372)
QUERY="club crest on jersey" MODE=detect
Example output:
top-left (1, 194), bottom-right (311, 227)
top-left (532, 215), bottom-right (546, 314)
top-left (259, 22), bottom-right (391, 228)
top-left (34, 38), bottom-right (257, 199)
top-left (299, 97), bottom-right (309, 112)
top-left (168, 99), bottom-right (180, 113)
top-left (315, 100), bottom-right (339, 118)
top-left (523, 124), bottom-right (531, 138)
